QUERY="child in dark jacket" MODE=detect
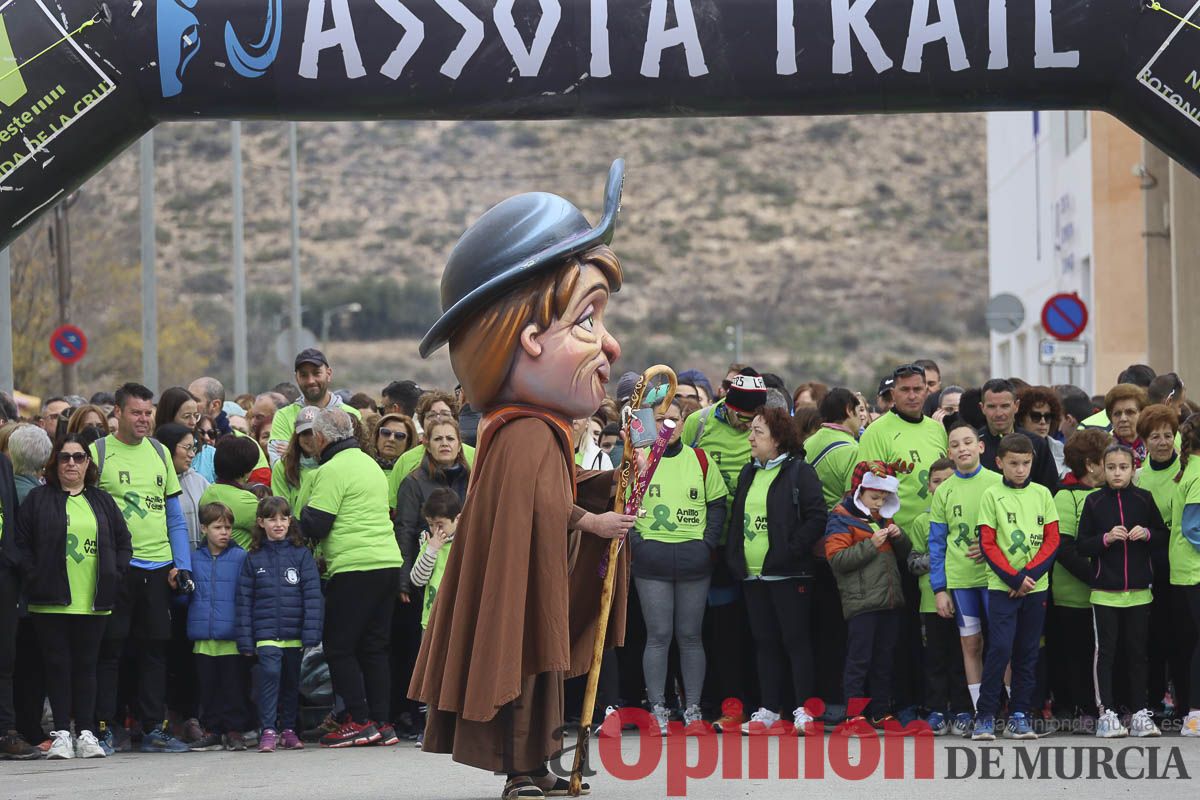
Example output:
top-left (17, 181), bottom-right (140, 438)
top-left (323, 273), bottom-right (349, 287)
top-left (188, 503), bottom-right (249, 751)
top-left (825, 461), bottom-right (911, 726)
top-left (1077, 443), bottom-right (1169, 738)
top-left (236, 496), bottom-right (322, 753)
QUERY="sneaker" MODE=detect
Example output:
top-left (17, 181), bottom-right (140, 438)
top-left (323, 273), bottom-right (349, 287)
top-left (280, 729), bottom-right (304, 750)
top-left (224, 731), bottom-right (246, 752)
top-left (47, 730), bottom-right (74, 760)
top-left (258, 728), bottom-right (277, 753)
top-left (374, 723), bottom-right (400, 746)
top-left (971, 715), bottom-right (995, 741)
top-left (926, 711), bottom-right (948, 736)
top-left (37, 738), bottom-right (52, 754)
top-left (950, 713), bottom-right (973, 737)
top-left (714, 699), bottom-right (745, 733)
top-left (189, 732), bottom-right (224, 752)
top-left (1003, 712), bottom-right (1037, 740)
top-left (741, 707), bottom-right (781, 735)
top-left (683, 704), bottom-right (704, 728)
top-left (301, 712), bottom-right (340, 743)
top-left (242, 729), bottom-right (259, 747)
top-left (0, 730), bottom-right (41, 760)
top-left (96, 726), bottom-right (114, 756)
top-left (180, 718), bottom-right (204, 744)
top-left (872, 714), bottom-right (898, 730)
top-left (595, 706), bottom-right (620, 738)
top-left (140, 725), bottom-right (191, 753)
top-left (1096, 709), bottom-right (1127, 739)
top-left (650, 703), bottom-right (671, 736)
top-left (1181, 711), bottom-right (1200, 737)
top-left (793, 707), bottom-right (815, 736)
top-left (414, 731), bottom-right (424, 748)
top-left (1130, 709), bottom-right (1161, 738)
top-left (75, 730), bottom-right (106, 759)
top-left (320, 720), bottom-right (380, 748)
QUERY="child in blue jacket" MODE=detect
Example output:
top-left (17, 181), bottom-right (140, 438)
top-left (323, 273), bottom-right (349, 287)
top-left (188, 502), bottom-right (249, 751)
top-left (236, 496), bottom-right (322, 753)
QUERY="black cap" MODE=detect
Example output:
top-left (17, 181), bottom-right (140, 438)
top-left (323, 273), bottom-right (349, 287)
top-left (877, 376), bottom-right (895, 397)
top-left (294, 348), bottom-right (329, 370)
top-left (383, 379), bottom-right (421, 398)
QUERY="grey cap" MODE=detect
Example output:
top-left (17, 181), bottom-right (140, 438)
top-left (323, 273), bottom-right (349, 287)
top-left (295, 405), bottom-right (320, 435)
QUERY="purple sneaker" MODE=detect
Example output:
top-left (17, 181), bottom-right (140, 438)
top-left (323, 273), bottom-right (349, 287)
top-left (258, 729), bottom-right (277, 753)
top-left (279, 729), bottom-right (303, 750)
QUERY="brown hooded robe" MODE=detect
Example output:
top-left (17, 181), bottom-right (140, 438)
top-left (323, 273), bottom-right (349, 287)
top-left (409, 405), bottom-right (627, 774)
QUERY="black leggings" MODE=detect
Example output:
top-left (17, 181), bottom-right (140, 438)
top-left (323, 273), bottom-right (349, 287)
top-left (324, 568), bottom-right (399, 724)
top-left (1048, 605), bottom-right (1095, 715)
top-left (743, 579), bottom-right (813, 713)
top-left (33, 614), bottom-right (107, 733)
top-left (1093, 603), bottom-right (1150, 712)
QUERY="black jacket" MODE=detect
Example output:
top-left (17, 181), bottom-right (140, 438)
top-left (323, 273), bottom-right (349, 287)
top-left (0, 452), bottom-right (21, 573)
top-left (13, 484), bottom-right (132, 611)
top-left (726, 455), bottom-right (827, 580)
top-left (395, 455), bottom-right (470, 594)
top-left (978, 427), bottom-right (1059, 494)
top-left (1075, 484), bottom-right (1168, 592)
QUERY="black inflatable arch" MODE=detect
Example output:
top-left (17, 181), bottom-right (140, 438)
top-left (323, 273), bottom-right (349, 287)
top-left (1, 0), bottom-right (1199, 248)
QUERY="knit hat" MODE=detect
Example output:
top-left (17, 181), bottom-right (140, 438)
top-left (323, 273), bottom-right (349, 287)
top-left (616, 371), bottom-right (640, 405)
top-left (724, 369), bottom-right (768, 415)
top-left (222, 401), bottom-right (246, 418)
top-left (677, 368), bottom-right (714, 401)
top-left (852, 460), bottom-right (900, 518)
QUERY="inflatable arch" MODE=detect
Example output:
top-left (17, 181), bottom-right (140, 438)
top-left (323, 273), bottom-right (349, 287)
top-left (1, 0), bottom-right (1198, 249)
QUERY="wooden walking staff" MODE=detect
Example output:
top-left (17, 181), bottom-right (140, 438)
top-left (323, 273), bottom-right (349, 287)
top-left (569, 365), bottom-right (677, 796)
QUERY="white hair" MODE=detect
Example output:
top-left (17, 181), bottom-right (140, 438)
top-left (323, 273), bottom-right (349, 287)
top-left (9, 424), bottom-right (52, 476)
top-left (312, 407), bottom-right (353, 442)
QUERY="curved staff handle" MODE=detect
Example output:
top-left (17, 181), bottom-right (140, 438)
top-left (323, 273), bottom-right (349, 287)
top-left (569, 365), bottom-right (676, 796)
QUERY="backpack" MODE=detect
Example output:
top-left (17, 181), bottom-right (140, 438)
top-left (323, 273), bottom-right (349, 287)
top-left (93, 435), bottom-right (171, 478)
top-left (810, 439), bottom-right (853, 467)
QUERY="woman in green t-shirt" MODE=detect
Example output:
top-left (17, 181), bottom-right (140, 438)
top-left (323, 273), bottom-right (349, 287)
top-left (15, 434), bottom-right (132, 759)
top-left (271, 406), bottom-right (322, 516)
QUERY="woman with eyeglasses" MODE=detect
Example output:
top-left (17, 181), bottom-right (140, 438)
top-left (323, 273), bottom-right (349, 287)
top-left (14, 434), bottom-right (132, 759)
top-left (1016, 386), bottom-right (1067, 478)
top-left (372, 414), bottom-right (417, 472)
top-left (154, 423), bottom-right (210, 550)
top-left (154, 387), bottom-right (202, 432)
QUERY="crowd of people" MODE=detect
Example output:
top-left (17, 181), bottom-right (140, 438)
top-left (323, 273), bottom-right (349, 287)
top-left (1, 349), bottom-right (1198, 764)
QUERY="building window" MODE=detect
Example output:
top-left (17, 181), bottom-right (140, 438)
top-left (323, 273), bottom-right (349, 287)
top-left (1065, 111), bottom-right (1088, 154)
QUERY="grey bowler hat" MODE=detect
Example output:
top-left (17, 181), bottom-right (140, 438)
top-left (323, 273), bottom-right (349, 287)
top-left (418, 159), bottom-right (625, 358)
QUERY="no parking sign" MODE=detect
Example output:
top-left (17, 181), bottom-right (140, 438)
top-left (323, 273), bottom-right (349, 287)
top-left (49, 324), bottom-right (87, 365)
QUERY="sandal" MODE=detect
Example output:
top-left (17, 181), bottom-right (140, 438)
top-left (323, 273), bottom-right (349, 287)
top-left (502, 776), bottom-right (545, 800)
top-left (537, 775), bottom-right (590, 796)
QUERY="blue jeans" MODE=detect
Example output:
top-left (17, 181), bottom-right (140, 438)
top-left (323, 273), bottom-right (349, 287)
top-left (256, 646), bottom-right (301, 732)
top-left (978, 590), bottom-right (1048, 716)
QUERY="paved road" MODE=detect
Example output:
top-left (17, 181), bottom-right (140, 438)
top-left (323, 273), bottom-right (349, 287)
top-left (2, 731), bottom-right (1198, 798)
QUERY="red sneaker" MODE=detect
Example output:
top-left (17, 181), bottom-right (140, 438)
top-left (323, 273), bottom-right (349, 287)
top-left (320, 721), bottom-right (381, 748)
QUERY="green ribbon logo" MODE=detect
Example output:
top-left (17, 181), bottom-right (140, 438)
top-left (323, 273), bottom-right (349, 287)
top-left (65, 532), bottom-right (84, 564)
top-left (122, 491), bottom-right (147, 520)
top-left (1008, 529), bottom-right (1029, 555)
top-left (651, 505), bottom-right (678, 532)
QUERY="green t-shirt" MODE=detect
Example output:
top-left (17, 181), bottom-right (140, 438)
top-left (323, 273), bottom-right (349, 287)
top-left (856, 410), bottom-right (948, 534)
top-left (929, 466), bottom-right (1001, 590)
top-left (906, 510), bottom-right (936, 613)
top-left (307, 446), bottom-right (403, 578)
top-left (199, 483), bottom-right (260, 551)
top-left (1136, 454), bottom-right (1178, 531)
top-left (388, 444), bottom-right (476, 510)
top-left (230, 429), bottom-right (269, 473)
top-left (421, 538), bottom-right (453, 629)
top-left (742, 464), bottom-right (781, 577)
top-left (1051, 485), bottom-right (1098, 609)
top-left (1091, 588), bottom-right (1152, 608)
top-left (271, 460), bottom-right (318, 517)
top-left (257, 639), bottom-right (302, 649)
top-left (635, 445), bottom-right (728, 544)
top-left (1170, 456), bottom-right (1200, 586)
top-left (1080, 410), bottom-right (1110, 431)
top-left (29, 495), bottom-right (109, 616)
top-left (194, 639), bottom-right (239, 657)
top-left (977, 482), bottom-right (1059, 593)
top-left (92, 435), bottom-right (182, 563)
top-left (803, 425), bottom-right (859, 511)
top-left (269, 400), bottom-right (362, 464)
top-left (681, 401), bottom-right (751, 499)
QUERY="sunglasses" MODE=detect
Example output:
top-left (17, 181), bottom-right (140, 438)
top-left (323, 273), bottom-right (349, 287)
top-left (378, 429), bottom-right (408, 440)
top-left (891, 364), bottom-right (927, 379)
top-left (57, 451), bottom-right (88, 464)
top-left (1026, 412), bottom-right (1055, 423)
top-left (196, 428), bottom-right (216, 440)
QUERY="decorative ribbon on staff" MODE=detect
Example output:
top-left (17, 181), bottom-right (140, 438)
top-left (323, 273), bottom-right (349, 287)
top-left (570, 365), bottom-right (677, 796)
top-left (599, 418), bottom-right (674, 576)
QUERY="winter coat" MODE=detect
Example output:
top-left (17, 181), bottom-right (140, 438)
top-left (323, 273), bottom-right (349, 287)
top-left (0, 453), bottom-right (21, 573)
top-left (395, 455), bottom-right (469, 594)
top-left (188, 543), bottom-right (247, 642)
top-left (726, 455), bottom-right (828, 580)
top-left (13, 484), bottom-right (132, 610)
top-left (1076, 484), bottom-right (1168, 592)
top-left (235, 539), bottom-right (322, 653)
top-left (824, 494), bottom-right (912, 619)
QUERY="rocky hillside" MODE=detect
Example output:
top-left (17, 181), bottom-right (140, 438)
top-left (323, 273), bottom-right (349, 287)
top-left (17, 112), bottom-right (989, 397)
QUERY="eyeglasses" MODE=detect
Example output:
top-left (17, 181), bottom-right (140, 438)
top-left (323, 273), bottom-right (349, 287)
top-left (378, 429), bottom-right (408, 440)
top-left (57, 452), bottom-right (88, 464)
top-left (180, 442), bottom-right (199, 454)
top-left (891, 364), bottom-right (927, 379)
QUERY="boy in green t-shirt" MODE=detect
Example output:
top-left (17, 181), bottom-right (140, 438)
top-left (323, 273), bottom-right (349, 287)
top-left (972, 434), bottom-right (1059, 741)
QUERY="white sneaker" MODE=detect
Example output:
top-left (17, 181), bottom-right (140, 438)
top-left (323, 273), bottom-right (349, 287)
top-left (682, 704), bottom-right (703, 727)
top-left (1095, 709), bottom-right (1128, 739)
top-left (75, 730), bottom-right (107, 758)
top-left (741, 707), bottom-right (781, 735)
top-left (650, 703), bottom-right (671, 736)
top-left (1130, 709), bottom-right (1161, 738)
top-left (793, 707), bottom-right (815, 736)
top-left (596, 705), bottom-right (620, 738)
top-left (1182, 711), bottom-right (1200, 737)
top-left (46, 730), bottom-right (74, 760)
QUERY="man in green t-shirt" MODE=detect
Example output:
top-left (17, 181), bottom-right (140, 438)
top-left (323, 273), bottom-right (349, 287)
top-left (90, 382), bottom-right (193, 754)
top-left (268, 348), bottom-right (361, 466)
top-left (803, 388), bottom-right (861, 510)
top-left (300, 407), bottom-right (403, 748)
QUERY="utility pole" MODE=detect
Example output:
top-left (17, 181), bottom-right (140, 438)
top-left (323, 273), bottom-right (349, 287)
top-left (288, 122), bottom-right (302, 357)
top-left (49, 194), bottom-right (79, 395)
top-left (231, 121), bottom-right (248, 395)
top-left (140, 132), bottom-right (158, 392)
